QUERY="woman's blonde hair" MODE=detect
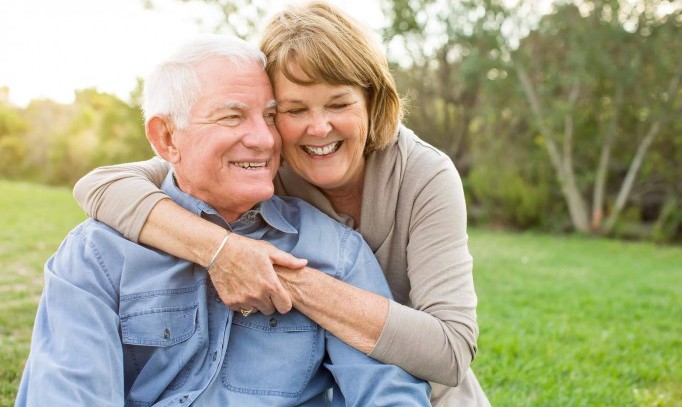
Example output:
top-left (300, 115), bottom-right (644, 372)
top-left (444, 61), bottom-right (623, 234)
top-left (260, 1), bottom-right (402, 153)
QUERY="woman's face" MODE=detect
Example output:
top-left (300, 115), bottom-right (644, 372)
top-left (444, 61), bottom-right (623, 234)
top-left (274, 68), bottom-right (369, 193)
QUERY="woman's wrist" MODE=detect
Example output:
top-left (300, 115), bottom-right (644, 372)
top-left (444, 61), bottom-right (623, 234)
top-left (195, 223), bottom-right (232, 267)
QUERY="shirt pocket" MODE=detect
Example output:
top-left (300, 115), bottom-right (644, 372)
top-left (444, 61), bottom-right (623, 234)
top-left (121, 304), bottom-right (199, 346)
top-left (221, 311), bottom-right (319, 398)
top-left (120, 303), bottom-right (201, 402)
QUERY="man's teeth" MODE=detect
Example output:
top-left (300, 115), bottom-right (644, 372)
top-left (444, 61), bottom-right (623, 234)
top-left (303, 141), bottom-right (341, 156)
top-left (234, 162), bottom-right (266, 169)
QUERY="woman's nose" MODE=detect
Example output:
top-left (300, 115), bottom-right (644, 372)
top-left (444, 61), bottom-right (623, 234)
top-left (307, 111), bottom-right (332, 138)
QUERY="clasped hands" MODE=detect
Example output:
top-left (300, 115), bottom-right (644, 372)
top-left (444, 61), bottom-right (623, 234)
top-left (208, 233), bottom-right (307, 316)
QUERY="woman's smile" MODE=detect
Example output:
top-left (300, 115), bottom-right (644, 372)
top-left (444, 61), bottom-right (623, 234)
top-left (301, 141), bottom-right (343, 157)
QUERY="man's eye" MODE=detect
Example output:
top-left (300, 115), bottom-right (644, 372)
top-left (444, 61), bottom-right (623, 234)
top-left (264, 112), bottom-right (276, 124)
top-left (215, 116), bottom-right (242, 126)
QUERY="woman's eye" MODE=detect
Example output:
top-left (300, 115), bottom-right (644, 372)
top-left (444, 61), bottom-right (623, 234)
top-left (285, 108), bottom-right (306, 116)
top-left (329, 103), bottom-right (350, 110)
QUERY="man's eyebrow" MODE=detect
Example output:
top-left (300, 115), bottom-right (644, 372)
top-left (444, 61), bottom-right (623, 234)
top-left (265, 100), bottom-right (277, 110)
top-left (223, 101), bottom-right (249, 110)
top-left (206, 101), bottom-right (249, 116)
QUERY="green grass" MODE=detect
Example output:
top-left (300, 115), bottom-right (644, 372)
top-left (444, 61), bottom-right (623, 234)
top-left (0, 180), bottom-right (680, 406)
top-left (0, 180), bottom-right (85, 406)
top-left (470, 229), bottom-right (682, 406)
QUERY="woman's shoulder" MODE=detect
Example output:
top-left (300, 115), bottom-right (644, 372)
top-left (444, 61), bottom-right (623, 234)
top-left (394, 126), bottom-right (457, 180)
top-left (397, 126), bottom-right (451, 165)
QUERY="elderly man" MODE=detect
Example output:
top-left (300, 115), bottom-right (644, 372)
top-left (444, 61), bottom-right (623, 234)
top-left (16, 36), bottom-right (429, 406)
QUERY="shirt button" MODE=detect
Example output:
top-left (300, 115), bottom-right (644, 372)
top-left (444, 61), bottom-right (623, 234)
top-left (212, 351), bottom-right (218, 361)
top-left (215, 295), bottom-right (222, 303)
top-left (163, 328), bottom-right (170, 339)
top-left (269, 318), bottom-right (278, 327)
top-left (247, 212), bottom-right (256, 220)
top-left (179, 395), bottom-right (188, 403)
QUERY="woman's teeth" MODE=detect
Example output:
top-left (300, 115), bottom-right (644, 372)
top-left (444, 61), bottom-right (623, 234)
top-left (303, 141), bottom-right (341, 156)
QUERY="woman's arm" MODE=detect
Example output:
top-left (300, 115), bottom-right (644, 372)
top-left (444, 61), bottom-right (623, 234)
top-left (73, 158), bottom-right (307, 314)
top-left (275, 158), bottom-right (477, 386)
top-left (370, 161), bottom-right (477, 386)
top-left (275, 266), bottom-right (388, 353)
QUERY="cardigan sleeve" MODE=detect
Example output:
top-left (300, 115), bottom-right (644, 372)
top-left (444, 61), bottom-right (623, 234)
top-left (369, 155), bottom-right (478, 387)
top-left (72, 157), bottom-right (171, 242)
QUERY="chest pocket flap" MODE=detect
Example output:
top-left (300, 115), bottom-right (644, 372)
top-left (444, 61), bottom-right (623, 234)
top-left (121, 304), bottom-right (198, 347)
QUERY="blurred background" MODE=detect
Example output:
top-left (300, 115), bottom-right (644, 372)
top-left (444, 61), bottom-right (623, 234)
top-left (0, 0), bottom-right (680, 405)
top-left (1, 0), bottom-right (680, 242)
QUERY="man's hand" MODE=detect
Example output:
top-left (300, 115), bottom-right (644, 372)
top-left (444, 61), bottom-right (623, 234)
top-left (209, 233), bottom-right (307, 315)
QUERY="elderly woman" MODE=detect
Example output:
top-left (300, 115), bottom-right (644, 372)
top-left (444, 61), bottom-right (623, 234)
top-left (73, 1), bottom-right (489, 405)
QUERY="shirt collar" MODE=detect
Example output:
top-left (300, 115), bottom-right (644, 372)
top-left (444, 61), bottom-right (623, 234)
top-left (161, 171), bottom-right (297, 235)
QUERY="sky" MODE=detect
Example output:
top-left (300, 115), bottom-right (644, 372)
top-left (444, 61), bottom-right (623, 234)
top-left (0, 0), bottom-right (383, 107)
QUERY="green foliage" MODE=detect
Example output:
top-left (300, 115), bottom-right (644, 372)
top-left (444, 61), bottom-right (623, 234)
top-left (468, 163), bottom-right (553, 229)
top-left (0, 89), bottom-right (151, 186)
top-left (0, 105), bottom-right (29, 178)
top-left (0, 137), bottom-right (28, 178)
top-left (385, 0), bottom-right (682, 241)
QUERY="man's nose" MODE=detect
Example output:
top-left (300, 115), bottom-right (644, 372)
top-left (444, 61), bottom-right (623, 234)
top-left (307, 110), bottom-right (332, 138)
top-left (242, 117), bottom-right (275, 150)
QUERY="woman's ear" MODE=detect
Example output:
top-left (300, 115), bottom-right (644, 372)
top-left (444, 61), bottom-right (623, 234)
top-left (146, 116), bottom-right (181, 163)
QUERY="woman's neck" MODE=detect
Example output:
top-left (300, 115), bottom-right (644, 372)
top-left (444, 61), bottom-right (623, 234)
top-left (321, 168), bottom-right (365, 228)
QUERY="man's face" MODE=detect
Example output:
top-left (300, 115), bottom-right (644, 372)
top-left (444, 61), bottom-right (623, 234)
top-left (172, 57), bottom-right (281, 222)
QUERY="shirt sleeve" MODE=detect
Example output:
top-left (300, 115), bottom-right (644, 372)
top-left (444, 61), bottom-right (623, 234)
top-left (72, 157), bottom-right (171, 242)
top-left (369, 157), bottom-right (479, 387)
top-left (15, 225), bottom-right (124, 406)
top-left (324, 231), bottom-right (431, 406)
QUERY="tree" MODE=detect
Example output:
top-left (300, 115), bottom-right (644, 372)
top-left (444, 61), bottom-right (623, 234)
top-left (144, 0), bottom-right (269, 39)
top-left (512, 2), bottom-right (682, 235)
top-left (0, 102), bottom-right (30, 178)
top-left (383, 0), bottom-right (681, 239)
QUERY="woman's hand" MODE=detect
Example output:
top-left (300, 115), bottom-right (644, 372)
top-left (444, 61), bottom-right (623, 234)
top-left (211, 233), bottom-right (307, 315)
top-left (274, 264), bottom-right (388, 354)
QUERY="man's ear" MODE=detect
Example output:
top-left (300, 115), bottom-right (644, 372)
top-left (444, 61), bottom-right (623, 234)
top-left (146, 116), bottom-right (181, 163)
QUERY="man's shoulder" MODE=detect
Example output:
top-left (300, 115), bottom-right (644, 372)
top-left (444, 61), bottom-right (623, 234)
top-left (67, 218), bottom-right (130, 247)
top-left (58, 218), bottom-right (162, 267)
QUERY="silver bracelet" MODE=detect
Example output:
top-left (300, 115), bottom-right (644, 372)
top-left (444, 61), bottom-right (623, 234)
top-left (207, 233), bottom-right (230, 273)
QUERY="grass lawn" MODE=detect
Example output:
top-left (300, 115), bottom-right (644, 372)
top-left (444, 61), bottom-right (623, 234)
top-left (470, 229), bottom-right (682, 406)
top-left (1, 179), bottom-right (680, 406)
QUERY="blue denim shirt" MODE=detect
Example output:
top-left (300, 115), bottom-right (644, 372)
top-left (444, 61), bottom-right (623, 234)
top-left (16, 172), bottom-right (430, 407)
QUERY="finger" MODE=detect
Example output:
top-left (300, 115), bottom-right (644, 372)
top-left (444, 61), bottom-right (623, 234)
top-left (269, 280), bottom-right (293, 314)
top-left (268, 247), bottom-right (308, 269)
top-left (253, 298), bottom-right (276, 315)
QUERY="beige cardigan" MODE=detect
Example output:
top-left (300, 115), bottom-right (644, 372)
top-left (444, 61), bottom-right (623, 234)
top-left (74, 125), bottom-right (488, 406)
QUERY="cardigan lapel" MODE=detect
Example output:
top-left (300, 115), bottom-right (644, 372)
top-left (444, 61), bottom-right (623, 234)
top-left (360, 126), bottom-right (414, 252)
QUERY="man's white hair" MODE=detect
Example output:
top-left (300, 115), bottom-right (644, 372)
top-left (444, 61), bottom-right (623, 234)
top-left (142, 34), bottom-right (267, 129)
